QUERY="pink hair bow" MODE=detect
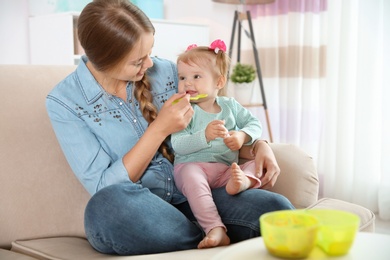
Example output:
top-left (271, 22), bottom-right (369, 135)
top-left (209, 39), bottom-right (226, 54)
top-left (185, 39), bottom-right (227, 54)
top-left (186, 44), bottom-right (198, 51)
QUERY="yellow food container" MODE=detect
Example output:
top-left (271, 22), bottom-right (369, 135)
top-left (307, 209), bottom-right (360, 256)
top-left (260, 210), bottom-right (320, 259)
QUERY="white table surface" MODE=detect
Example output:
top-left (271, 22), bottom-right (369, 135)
top-left (211, 232), bottom-right (390, 260)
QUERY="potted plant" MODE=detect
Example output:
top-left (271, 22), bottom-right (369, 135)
top-left (229, 63), bottom-right (256, 105)
top-left (230, 62), bottom-right (256, 84)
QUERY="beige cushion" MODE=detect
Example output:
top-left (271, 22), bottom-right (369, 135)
top-left (0, 65), bottom-right (89, 249)
top-left (11, 237), bottom-right (224, 260)
top-left (0, 249), bottom-right (38, 260)
top-left (269, 143), bottom-right (319, 209)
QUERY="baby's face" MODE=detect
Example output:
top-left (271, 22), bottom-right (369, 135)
top-left (177, 61), bottom-right (220, 102)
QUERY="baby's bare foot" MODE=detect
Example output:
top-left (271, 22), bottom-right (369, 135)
top-left (197, 227), bottom-right (230, 249)
top-left (226, 163), bottom-right (252, 195)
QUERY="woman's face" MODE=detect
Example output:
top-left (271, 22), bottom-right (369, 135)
top-left (112, 32), bottom-right (155, 82)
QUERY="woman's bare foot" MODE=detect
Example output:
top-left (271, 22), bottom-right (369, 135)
top-left (226, 163), bottom-right (253, 195)
top-left (198, 227), bottom-right (230, 249)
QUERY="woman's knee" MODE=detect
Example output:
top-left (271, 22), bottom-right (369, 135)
top-left (84, 183), bottom-right (149, 254)
top-left (85, 183), bottom-right (143, 219)
top-left (267, 192), bottom-right (295, 210)
top-left (84, 183), bottom-right (202, 255)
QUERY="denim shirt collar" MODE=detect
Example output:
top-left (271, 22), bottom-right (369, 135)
top-left (75, 55), bottom-right (106, 105)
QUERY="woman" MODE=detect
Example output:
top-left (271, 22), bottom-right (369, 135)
top-left (46, 0), bottom-right (294, 256)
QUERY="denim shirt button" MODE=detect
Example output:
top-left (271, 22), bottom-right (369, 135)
top-left (167, 192), bottom-right (171, 196)
top-left (158, 161), bottom-right (162, 165)
top-left (133, 119), bottom-right (137, 123)
top-left (119, 102), bottom-right (123, 105)
top-left (168, 177), bottom-right (171, 181)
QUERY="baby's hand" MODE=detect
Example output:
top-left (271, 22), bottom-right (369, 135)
top-left (223, 131), bottom-right (246, 151)
top-left (205, 120), bottom-right (229, 142)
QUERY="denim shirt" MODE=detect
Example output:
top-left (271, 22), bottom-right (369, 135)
top-left (46, 56), bottom-right (186, 204)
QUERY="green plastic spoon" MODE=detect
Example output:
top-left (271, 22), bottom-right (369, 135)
top-left (173, 93), bottom-right (208, 104)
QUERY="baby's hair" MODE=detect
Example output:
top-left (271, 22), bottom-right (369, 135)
top-left (177, 46), bottom-right (231, 95)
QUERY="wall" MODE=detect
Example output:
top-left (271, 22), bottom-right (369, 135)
top-left (0, 0), bottom-right (242, 65)
top-left (0, 0), bottom-right (30, 64)
top-left (164, 0), bottom-right (240, 46)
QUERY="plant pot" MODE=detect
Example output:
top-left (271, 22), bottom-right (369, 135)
top-left (232, 82), bottom-right (255, 105)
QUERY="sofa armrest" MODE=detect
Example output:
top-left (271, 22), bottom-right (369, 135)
top-left (307, 198), bottom-right (376, 232)
top-left (268, 143), bottom-right (319, 209)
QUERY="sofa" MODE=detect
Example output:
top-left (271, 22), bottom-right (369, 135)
top-left (0, 65), bottom-right (375, 259)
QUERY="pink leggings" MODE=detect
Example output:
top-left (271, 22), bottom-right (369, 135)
top-left (173, 161), bottom-right (261, 234)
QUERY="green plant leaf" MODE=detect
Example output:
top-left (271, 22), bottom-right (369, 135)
top-left (230, 63), bottom-right (256, 83)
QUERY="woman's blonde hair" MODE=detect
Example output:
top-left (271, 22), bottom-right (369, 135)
top-left (78, 0), bottom-right (174, 163)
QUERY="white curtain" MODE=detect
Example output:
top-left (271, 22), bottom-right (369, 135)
top-left (319, 0), bottom-right (389, 219)
top-left (241, 0), bottom-right (389, 219)
top-left (239, 1), bottom-right (326, 170)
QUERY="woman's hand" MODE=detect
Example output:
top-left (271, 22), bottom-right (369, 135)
top-left (124, 93), bottom-right (193, 182)
top-left (152, 93), bottom-right (194, 136)
top-left (240, 140), bottom-right (280, 190)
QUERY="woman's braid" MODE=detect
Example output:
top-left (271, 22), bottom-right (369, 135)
top-left (134, 77), bottom-right (175, 163)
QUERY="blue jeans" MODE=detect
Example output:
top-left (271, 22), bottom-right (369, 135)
top-left (84, 183), bottom-right (294, 255)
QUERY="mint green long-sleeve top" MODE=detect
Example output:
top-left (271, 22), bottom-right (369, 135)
top-left (171, 96), bottom-right (262, 166)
